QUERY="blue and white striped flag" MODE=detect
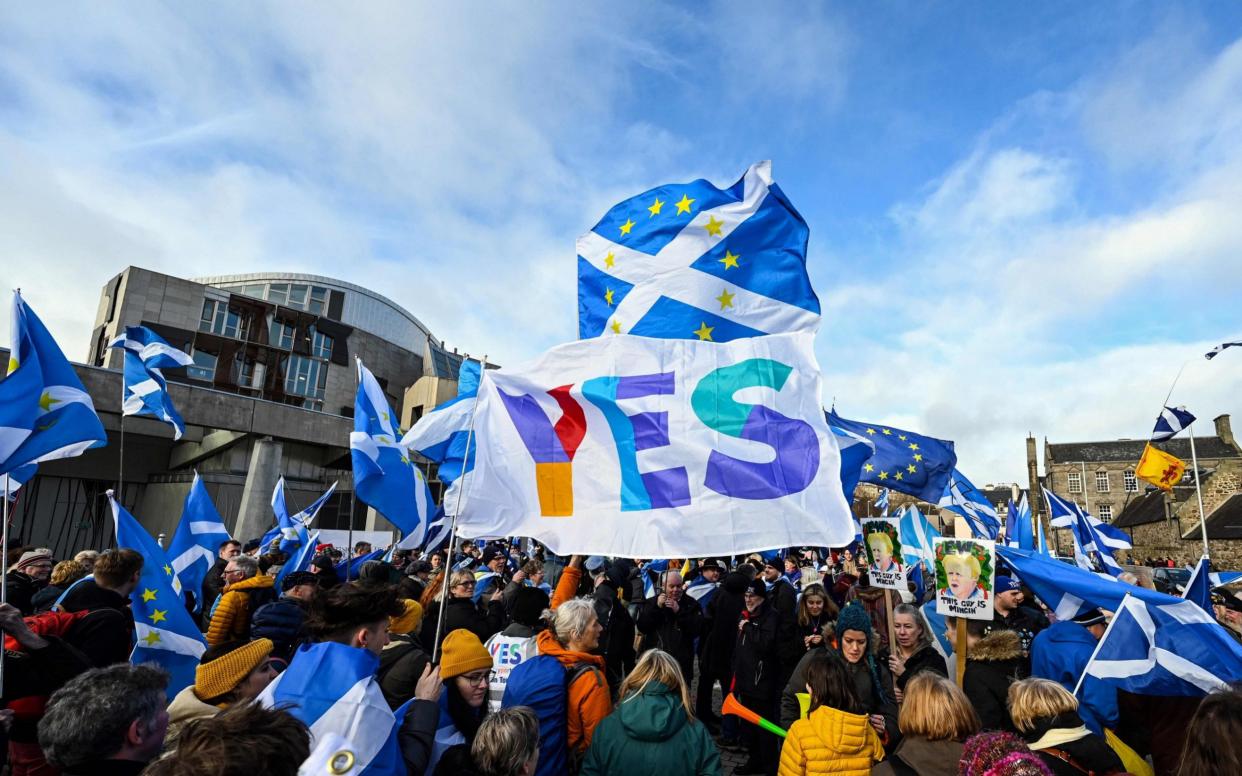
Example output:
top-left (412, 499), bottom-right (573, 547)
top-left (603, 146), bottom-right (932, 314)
top-left (577, 161), bottom-right (819, 342)
top-left (1152, 406), bottom-right (1196, 442)
top-left (168, 473), bottom-right (232, 613)
top-left (939, 469), bottom-right (1001, 539)
top-left (874, 488), bottom-right (889, 516)
top-left (997, 546), bottom-right (1165, 621)
top-left (1044, 489), bottom-right (1130, 577)
top-left (110, 491), bottom-right (206, 696)
top-left (259, 642), bottom-right (407, 774)
top-left (899, 504), bottom-right (941, 571)
top-left (642, 559), bottom-right (671, 600)
top-left (108, 325), bottom-right (194, 440)
top-left (1080, 593), bottom-right (1242, 696)
top-left (0, 291), bottom-right (106, 477)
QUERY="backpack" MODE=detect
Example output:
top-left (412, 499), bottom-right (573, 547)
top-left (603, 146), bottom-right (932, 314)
top-left (501, 654), bottom-right (599, 776)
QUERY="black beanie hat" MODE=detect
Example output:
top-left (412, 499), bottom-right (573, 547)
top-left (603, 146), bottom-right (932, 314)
top-left (511, 586), bottom-right (550, 627)
top-left (745, 578), bottom-right (767, 598)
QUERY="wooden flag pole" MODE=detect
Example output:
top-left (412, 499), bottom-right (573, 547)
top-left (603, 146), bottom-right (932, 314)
top-left (884, 587), bottom-right (897, 672)
top-left (955, 619), bottom-right (967, 687)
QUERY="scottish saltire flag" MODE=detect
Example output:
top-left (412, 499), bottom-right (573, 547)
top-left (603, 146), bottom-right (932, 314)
top-left (996, 546), bottom-right (1181, 621)
top-left (642, 560), bottom-right (671, 600)
top-left (401, 358), bottom-right (481, 488)
top-left (1152, 406), bottom-right (1196, 442)
top-left (577, 161), bottom-right (819, 343)
top-left (1, 463), bottom-right (36, 501)
top-left (1081, 594), bottom-right (1242, 696)
top-left (1210, 570), bottom-right (1242, 588)
top-left (472, 570), bottom-right (502, 603)
top-left (1005, 493), bottom-right (1033, 550)
top-left (335, 548), bottom-right (385, 580)
top-left (276, 530), bottom-right (321, 589)
top-left (1204, 341), bottom-right (1241, 360)
top-left (458, 332), bottom-right (854, 556)
top-left (108, 325), bottom-right (194, 440)
top-left (899, 504), bottom-right (941, 571)
top-left (920, 600), bottom-right (953, 664)
top-left (1043, 489), bottom-right (1129, 574)
top-left (829, 423), bottom-right (875, 503)
top-left (1183, 556), bottom-right (1214, 615)
top-left (874, 488), bottom-right (889, 516)
top-left (259, 642), bottom-right (407, 774)
top-left (110, 491), bottom-right (206, 696)
top-left (825, 411), bottom-right (956, 503)
top-left (939, 469), bottom-right (1001, 539)
top-left (0, 291), bottom-right (106, 477)
top-left (168, 474), bottom-right (232, 613)
top-left (351, 359), bottom-right (432, 540)
top-left (421, 507), bottom-right (451, 552)
top-left (686, 575), bottom-right (719, 607)
top-left (1036, 516), bottom-right (1049, 556)
top-left (271, 478), bottom-right (338, 555)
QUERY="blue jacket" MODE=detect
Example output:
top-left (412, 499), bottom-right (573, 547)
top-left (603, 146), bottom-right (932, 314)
top-left (250, 596), bottom-right (308, 658)
top-left (1030, 621), bottom-right (1117, 735)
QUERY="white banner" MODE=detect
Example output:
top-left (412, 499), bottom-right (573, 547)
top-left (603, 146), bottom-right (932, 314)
top-left (456, 332), bottom-right (853, 557)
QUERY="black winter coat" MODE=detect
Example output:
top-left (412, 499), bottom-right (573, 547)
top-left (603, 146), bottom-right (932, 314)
top-left (1023, 712), bottom-right (1124, 776)
top-left (637, 593), bottom-right (704, 681)
top-left (250, 596), bottom-right (309, 659)
top-left (201, 557), bottom-right (228, 622)
top-left (594, 581), bottom-right (636, 695)
top-left (419, 595), bottom-right (505, 652)
top-left (6, 572), bottom-right (44, 616)
top-left (378, 633), bottom-right (431, 709)
top-left (731, 603), bottom-right (782, 700)
top-left (885, 643), bottom-right (949, 691)
top-left (30, 584), bottom-right (65, 613)
top-left (701, 571), bottom-right (748, 677)
top-left (766, 578), bottom-right (802, 672)
top-left (964, 629), bottom-right (1028, 732)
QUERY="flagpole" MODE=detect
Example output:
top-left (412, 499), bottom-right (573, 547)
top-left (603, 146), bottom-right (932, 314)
top-left (347, 361), bottom-right (359, 582)
top-left (432, 354), bottom-right (486, 664)
top-left (118, 414), bottom-right (126, 508)
top-left (1187, 422), bottom-right (1209, 558)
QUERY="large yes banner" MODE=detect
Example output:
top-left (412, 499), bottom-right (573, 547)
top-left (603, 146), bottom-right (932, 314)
top-left (457, 332), bottom-right (854, 557)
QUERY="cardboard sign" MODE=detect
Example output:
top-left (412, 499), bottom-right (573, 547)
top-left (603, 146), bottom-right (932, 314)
top-left (934, 537), bottom-right (996, 620)
top-left (861, 518), bottom-right (906, 590)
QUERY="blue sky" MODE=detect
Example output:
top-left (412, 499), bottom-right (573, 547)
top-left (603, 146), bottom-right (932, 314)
top-left (1, 2), bottom-right (1240, 483)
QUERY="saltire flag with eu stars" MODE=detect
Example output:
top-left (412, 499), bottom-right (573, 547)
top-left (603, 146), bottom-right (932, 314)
top-left (577, 161), bottom-right (820, 343)
top-left (110, 490), bottom-right (207, 697)
top-left (825, 410), bottom-right (956, 503)
top-left (0, 290), bottom-right (106, 478)
top-left (108, 325), bottom-right (194, 440)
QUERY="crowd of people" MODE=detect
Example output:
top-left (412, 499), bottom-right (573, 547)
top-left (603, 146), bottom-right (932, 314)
top-left (2, 538), bottom-right (1241, 776)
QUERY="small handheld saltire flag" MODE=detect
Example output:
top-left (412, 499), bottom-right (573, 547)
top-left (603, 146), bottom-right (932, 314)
top-left (401, 358), bottom-right (482, 488)
top-left (1080, 593), bottom-right (1242, 696)
top-left (874, 488), bottom-right (889, 516)
top-left (110, 491), bottom-right (206, 696)
top-left (939, 469), bottom-right (1001, 540)
top-left (1204, 341), bottom-right (1241, 360)
top-left (577, 161), bottom-right (820, 342)
top-left (0, 291), bottom-right (106, 477)
top-left (1151, 406), bottom-right (1196, 442)
top-left (642, 559), bottom-right (671, 600)
top-left (1182, 556), bottom-right (1214, 615)
top-left (825, 411), bottom-right (956, 503)
top-left (686, 575), bottom-right (719, 607)
top-left (258, 642), bottom-right (407, 774)
top-left (1005, 492), bottom-right (1033, 551)
top-left (168, 474), bottom-right (232, 613)
top-left (1136, 443), bottom-right (1186, 491)
top-left (272, 478), bottom-right (338, 555)
top-left (351, 359), bottom-right (433, 540)
top-left (997, 546), bottom-right (1176, 622)
top-left (108, 325), bottom-right (194, 440)
top-left (899, 504), bottom-right (941, 571)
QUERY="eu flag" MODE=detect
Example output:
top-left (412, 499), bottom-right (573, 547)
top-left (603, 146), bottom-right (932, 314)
top-left (577, 161), bottom-right (820, 342)
top-left (825, 410), bottom-right (956, 503)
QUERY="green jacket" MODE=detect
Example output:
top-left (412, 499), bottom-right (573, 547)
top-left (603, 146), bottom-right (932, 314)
top-left (581, 681), bottom-right (721, 776)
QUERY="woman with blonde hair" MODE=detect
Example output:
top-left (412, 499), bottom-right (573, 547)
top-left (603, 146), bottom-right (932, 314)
top-left (1007, 678), bottom-right (1123, 776)
top-left (872, 673), bottom-right (980, 776)
top-left (884, 603), bottom-right (947, 702)
top-left (581, 648), bottom-right (720, 776)
top-left (796, 583), bottom-right (838, 657)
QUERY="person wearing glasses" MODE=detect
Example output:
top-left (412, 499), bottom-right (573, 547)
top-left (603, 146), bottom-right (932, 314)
top-left (426, 629), bottom-right (495, 773)
top-left (419, 569), bottom-right (505, 655)
top-left (164, 638), bottom-right (285, 749)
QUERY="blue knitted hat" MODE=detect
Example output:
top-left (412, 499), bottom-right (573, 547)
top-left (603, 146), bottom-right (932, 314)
top-left (836, 601), bottom-right (873, 639)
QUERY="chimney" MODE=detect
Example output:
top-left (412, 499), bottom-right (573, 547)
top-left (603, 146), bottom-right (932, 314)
top-left (1215, 414), bottom-right (1238, 453)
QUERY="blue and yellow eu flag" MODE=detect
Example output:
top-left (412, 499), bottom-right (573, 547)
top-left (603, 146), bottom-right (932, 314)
top-left (826, 410), bottom-right (956, 503)
top-left (577, 161), bottom-right (819, 342)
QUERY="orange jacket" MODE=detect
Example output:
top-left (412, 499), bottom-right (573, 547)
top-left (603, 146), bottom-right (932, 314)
top-left (535, 627), bottom-right (611, 753)
top-left (206, 574), bottom-right (274, 646)
top-left (551, 564), bottom-right (582, 609)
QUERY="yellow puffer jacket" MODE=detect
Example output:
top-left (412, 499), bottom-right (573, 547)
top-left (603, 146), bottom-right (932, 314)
top-left (777, 704), bottom-right (885, 776)
top-left (206, 574), bottom-right (274, 646)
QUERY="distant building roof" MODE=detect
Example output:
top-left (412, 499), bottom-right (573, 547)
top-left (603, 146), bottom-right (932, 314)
top-left (1047, 436), bottom-right (1240, 465)
top-left (1183, 493), bottom-right (1242, 541)
top-left (1113, 490), bottom-right (1167, 528)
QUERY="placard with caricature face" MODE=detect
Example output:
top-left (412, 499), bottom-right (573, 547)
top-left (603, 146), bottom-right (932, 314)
top-left (934, 537), bottom-right (995, 620)
top-left (861, 518), bottom-right (905, 590)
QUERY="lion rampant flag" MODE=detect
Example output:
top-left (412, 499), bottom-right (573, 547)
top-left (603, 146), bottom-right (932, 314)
top-left (1136, 443), bottom-right (1186, 491)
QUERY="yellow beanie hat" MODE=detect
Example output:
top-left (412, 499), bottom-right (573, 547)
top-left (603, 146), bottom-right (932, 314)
top-left (195, 638), bottom-right (274, 702)
top-left (390, 599), bottom-right (424, 635)
top-left (438, 629), bottom-right (492, 680)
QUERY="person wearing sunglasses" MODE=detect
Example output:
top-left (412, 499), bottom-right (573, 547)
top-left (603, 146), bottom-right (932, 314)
top-left (165, 638), bottom-right (285, 749)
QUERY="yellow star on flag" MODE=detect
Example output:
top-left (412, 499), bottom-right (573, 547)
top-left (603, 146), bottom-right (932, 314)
top-left (647, 198), bottom-right (664, 216)
top-left (692, 322), bottom-right (714, 341)
top-left (39, 392), bottom-right (59, 412)
top-left (863, 463), bottom-right (875, 472)
top-left (704, 216), bottom-right (723, 237)
top-left (716, 288), bottom-right (735, 310)
top-left (400, 455), bottom-right (410, 465)
top-left (895, 472), bottom-right (904, 481)
top-left (866, 428), bottom-right (877, 435)
top-left (914, 453), bottom-right (924, 462)
top-left (882, 429), bottom-right (893, 436)
top-left (150, 609), bottom-right (167, 624)
top-left (908, 442), bottom-right (919, 451)
top-left (142, 631), bottom-right (162, 647)
top-left (163, 565), bottom-right (172, 576)
top-left (609, 320), bottom-right (622, 334)
top-left (675, 194), bottom-right (695, 214)
top-left (604, 252), bottom-right (615, 268)
top-left (878, 471), bottom-right (889, 480)
top-left (142, 588), bottom-right (157, 603)
top-left (7, 356), bottom-right (17, 374)
top-left (719, 250), bottom-right (740, 269)
top-left (619, 219), bottom-right (635, 236)
top-left (605, 289), bottom-right (615, 306)
top-left (907, 464), bottom-right (917, 474)
top-left (898, 435), bottom-right (907, 441)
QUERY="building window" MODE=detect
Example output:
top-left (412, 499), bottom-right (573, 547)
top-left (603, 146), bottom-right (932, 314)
top-left (187, 349), bottom-right (217, 381)
top-left (285, 355), bottom-right (327, 403)
top-left (1096, 471), bottom-right (1110, 493)
top-left (270, 320), bottom-right (296, 350)
top-left (1123, 469), bottom-right (1138, 492)
top-left (200, 300), bottom-right (248, 339)
top-left (1067, 471), bottom-right (1082, 493)
top-left (266, 283), bottom-right (288, 306)
top-left (240, 284), bottom-right (266, 299)
top-left (308, 286), bottom-right (328, 315)
top-left (1096, 504), bottom-right (1112, 522)
top-left (287, 283), bottom-right (308, 309)
top-left (310, 327), bottom-right (333, 359)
